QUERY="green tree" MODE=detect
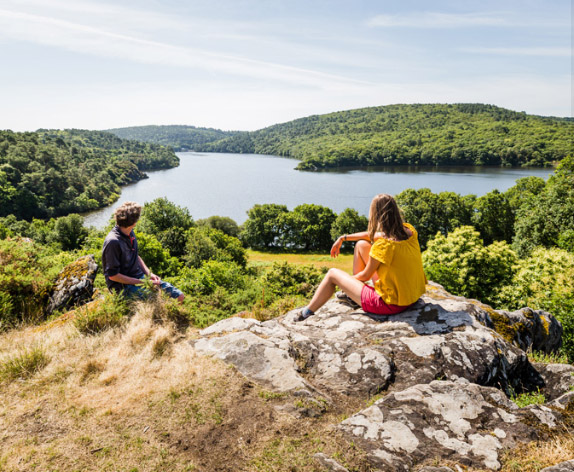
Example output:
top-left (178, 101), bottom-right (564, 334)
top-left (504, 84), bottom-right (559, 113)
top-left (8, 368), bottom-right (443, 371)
top-left (281, 204), bottom-right (336, 251)
top-left (197, 216), bottom-right (240, 238)
top-left (422, 226), bottom-right (517, 304)
top-left (135, 231), bottom-right (181, 277)
top-left (138, 198), bottom-right (194, 234)
top-left (472, 190), bottom-right (515, 244)
top-left (240, 204), bottom-right (289, 249)
top-left (330, 208), bottom-right (369, 251)
top-left (396, 189), bottom-right (474, 249)
top-left (52, 214), bottom-right (89, 250)
top-left (513, 156), bottom-right (574, 256)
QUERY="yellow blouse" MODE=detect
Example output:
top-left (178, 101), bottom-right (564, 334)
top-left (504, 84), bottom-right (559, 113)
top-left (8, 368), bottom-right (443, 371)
top-left (369, 223), bottom-right (427, 306)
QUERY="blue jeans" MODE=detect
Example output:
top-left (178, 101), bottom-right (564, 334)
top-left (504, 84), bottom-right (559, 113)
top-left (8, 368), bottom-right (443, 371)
top-left (123, 278), bottom-right (183, 300)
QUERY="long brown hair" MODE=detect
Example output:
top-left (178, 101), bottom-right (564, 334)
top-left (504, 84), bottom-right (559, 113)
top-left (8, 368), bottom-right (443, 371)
top-left (367, 194), bottom-right (408, 242)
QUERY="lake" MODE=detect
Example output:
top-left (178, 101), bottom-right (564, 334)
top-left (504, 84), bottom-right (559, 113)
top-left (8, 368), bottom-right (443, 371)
top-left (83, 152), bottom-right (555, 228)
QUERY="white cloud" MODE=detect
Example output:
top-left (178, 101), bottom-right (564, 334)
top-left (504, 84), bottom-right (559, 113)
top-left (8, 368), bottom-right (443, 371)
top-left (368, 12), bottom-right (507, 28)
top-left (0, 8), bottom-right (371, 89)
top-left (461, 47), bottom-right (572, 57)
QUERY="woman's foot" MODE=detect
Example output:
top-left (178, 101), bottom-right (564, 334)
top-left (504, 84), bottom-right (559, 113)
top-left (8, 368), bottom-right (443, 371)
top-left (335, 291), bottom-right (360, 308)
top-left (295, 307), bottom-right (315, 322)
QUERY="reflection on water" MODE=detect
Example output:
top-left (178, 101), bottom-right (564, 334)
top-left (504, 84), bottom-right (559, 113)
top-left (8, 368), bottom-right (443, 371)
top-left (83, 152), bottom-right (555, 229)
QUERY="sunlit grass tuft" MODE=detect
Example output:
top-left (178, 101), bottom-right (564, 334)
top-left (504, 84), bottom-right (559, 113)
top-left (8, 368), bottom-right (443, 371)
top-left (0, 344), bottom-right (50, 381)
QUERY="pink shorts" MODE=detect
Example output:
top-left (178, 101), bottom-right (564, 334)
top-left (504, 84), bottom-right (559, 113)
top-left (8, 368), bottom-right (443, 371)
top-left (360, 285), bottom-right (410, 316)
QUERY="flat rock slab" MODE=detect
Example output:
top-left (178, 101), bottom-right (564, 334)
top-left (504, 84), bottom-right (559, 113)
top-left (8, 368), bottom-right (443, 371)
top-left (191, 284), bottom-right (552, 398)
top-left (339, 380), bottom-right (561, 471)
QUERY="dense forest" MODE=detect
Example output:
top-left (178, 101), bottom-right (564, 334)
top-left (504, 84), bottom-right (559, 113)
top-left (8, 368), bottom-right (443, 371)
top-left (0, 129), bottom-right (179, 219)
top-left (107, 125), bottom-right (237, 151)
top-left (200, 104), bottom-right (573, 169)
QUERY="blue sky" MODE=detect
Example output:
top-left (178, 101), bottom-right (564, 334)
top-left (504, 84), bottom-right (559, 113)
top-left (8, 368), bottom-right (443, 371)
top-left (0, 0), bottom-right (571, 131)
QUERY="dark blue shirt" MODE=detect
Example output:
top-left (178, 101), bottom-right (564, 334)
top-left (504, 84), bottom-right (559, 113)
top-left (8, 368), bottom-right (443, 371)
top-left (102, 226), bottom-right (145, 292)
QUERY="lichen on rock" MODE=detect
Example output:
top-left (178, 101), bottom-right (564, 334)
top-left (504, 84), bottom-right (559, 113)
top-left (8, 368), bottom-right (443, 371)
top-left (46, 255), bottom-right (98, 316)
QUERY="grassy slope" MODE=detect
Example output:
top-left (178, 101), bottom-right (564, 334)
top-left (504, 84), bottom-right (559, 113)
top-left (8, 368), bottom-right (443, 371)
top-left (1, 297), bottom-right (573, 471)
top-left (247, 250), bottom-right (354, 273)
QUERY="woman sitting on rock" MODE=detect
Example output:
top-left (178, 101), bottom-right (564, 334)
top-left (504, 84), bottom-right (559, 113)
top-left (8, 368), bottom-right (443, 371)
top-left (296, 193), bottom-right (427, 322)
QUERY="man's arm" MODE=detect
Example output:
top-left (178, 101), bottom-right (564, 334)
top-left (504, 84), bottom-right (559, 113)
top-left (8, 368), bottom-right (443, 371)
top-left (138, 256), bottom-right (161, 285)
top-left (108, 273), bottom-right (146, 285)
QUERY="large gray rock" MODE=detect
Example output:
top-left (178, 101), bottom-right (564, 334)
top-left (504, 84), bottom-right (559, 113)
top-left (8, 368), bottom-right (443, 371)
top-left (533, 362), bottom-right (574, 401)
top-left (192, 284), bottom-right (552, 398)
top-left (46, 255), bottom-right (98, 315)
top-left (189, 283), bottom-right (566, 470)
top-left (339, 380), bottom-right (562, 471)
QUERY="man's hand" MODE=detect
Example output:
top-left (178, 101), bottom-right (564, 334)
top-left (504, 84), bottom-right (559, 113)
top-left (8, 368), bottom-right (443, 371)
top-left (330, 237), bottom-right (343, 258)
top-left (149, 273), bottom-right (162, 286)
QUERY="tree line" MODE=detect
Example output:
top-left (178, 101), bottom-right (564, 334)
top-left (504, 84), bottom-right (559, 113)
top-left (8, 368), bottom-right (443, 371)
top-left (199, 103), bottom-right (573, 169)
top-left (0, 129), bottom-right (179, 219)
top-left (107, 125), bottom-right (238, 151)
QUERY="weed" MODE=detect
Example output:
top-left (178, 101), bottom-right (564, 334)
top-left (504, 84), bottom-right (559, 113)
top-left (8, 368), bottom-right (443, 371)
top-left (528, 350), bottom-right (569, 364)
top-left (0, 345), bottom-right (50, 381)
top-left (512, 389), bottom-right (546, 408)
top-left (74, 293), bottom-right (129, 335)
top-left (258, 390), bottom-right (288, 401)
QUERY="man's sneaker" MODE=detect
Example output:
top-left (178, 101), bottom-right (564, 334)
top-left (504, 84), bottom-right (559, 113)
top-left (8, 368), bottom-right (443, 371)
top-left (335, 291), bottom-right (360, 308)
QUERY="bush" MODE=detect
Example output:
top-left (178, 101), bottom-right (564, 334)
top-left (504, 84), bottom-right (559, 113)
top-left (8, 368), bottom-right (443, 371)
top-left (183, 227), bottom-right (246, 269)
top-left (495, 247), bottom-right (574, 361)
top-left (261, 261), bottom-right (327, 298)
top-left (135, 231), bottom-right (181, 277)
top-left (0, 239), bottom-right (60, 329)
top-left (422, 226), bottom-right (517, 305)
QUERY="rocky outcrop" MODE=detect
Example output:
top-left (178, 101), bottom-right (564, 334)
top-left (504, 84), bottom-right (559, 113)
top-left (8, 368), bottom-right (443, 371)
top-left (46, 255), bottom-right (98, 316)
top-left (339, 380), bottom-right (562, 471)
top-left (190, 283), bottom-right (569, 470)
top-left (533, 362), bottom-right (574, 401)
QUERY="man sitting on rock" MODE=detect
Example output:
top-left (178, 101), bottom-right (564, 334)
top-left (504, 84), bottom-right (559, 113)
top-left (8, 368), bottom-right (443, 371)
top-left (102, 201), bottom-right (185, 302)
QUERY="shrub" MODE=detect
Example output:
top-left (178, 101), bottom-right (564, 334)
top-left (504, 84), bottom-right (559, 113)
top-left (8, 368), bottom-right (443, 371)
top-left (496, 247), bottom-right (574, 361)
top-left (0, 238), bottom-right (58, 329)
top-left (136, 231), bottom-right (181, 277)
top-left (422, 226), bottom-right (517, 305)
top-left (51, 214), bottom-right (89, 250)
top-left (261, 261), bottom-right (327, 298)
top-left (511, 389), bottom-right (545, 408)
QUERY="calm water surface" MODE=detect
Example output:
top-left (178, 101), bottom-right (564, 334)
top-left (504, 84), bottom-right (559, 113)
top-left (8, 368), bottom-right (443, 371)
top-left (84, 152), bottom-right (555, 228)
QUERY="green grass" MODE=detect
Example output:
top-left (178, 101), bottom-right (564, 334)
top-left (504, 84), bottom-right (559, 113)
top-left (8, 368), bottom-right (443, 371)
top-left (528, 350), bottom-right (570, 364)
top-left (74, 293), bottom-right (129, 335)
top-left (0, 345), bottom-right (50, 381)
top-left (247, 250), bottom-right (354, 273)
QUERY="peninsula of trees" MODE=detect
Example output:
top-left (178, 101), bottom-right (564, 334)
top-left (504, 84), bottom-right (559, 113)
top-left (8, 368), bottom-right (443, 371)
top-left (199, 104), bottom-right (573, 169)
top-left (0, 129), bottom-right (179, 220)
top-left (107, 125), bottom-right (238, 151)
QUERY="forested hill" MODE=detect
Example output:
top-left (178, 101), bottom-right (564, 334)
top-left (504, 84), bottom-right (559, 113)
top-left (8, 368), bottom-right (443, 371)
top-left (106, 125), bottom-right (237, 151)
top-left (0, 129), bottom-right (179, 220)
top-left (200, 104), bottom-right (574, 169)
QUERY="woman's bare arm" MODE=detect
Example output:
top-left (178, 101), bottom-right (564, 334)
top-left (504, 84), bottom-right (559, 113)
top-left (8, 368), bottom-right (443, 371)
top-left (354, 257), bottom-right (380, 282)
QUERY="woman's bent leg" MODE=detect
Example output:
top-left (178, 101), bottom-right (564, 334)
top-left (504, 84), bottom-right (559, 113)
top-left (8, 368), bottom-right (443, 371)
top-left (308, 268), bottom-right (364, 312)
top-left (353, 240), bottom-right (379, 283)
